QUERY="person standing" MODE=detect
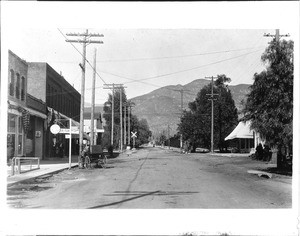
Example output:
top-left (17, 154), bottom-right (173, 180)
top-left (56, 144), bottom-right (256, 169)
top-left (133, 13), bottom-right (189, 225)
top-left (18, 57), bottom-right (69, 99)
top-left (256, 143), bottom-right (263, 160)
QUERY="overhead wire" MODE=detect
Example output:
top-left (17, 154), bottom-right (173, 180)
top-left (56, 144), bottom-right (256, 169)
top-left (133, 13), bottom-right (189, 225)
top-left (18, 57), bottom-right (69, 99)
top-left (55, 29), bottom-right (267, 105)
top-left (122, 49), bottom-right (263, 85)
top-left (96, 46), bottom-right (265, 63)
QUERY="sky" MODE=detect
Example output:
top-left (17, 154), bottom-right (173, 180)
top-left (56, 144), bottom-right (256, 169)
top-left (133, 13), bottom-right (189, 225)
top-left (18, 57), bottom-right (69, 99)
top-left (5, 28), bottom-right (275, 103)
top-left (1, 2), bottom-right (298, 106)
top-left (1, 2), bottom-right (299, 236)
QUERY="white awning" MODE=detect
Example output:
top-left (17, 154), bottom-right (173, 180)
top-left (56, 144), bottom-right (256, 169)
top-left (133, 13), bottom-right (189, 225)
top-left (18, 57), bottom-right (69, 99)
top-left (225, 121), bottom-right (254, 141)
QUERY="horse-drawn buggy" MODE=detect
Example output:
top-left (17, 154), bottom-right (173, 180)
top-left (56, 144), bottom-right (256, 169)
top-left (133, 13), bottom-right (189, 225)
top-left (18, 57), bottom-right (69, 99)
top-left (80, 145), bottom-right (107, 168)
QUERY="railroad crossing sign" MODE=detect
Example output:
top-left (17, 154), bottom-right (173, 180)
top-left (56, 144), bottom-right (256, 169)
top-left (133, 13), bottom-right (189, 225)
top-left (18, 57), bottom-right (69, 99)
top-left (131, 132), bottom-right (137, 138)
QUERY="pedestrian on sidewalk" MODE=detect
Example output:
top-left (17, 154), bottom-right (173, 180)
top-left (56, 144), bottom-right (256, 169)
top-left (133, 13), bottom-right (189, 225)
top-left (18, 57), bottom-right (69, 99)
top-left (255, 143), bottom-right (263, 160)
top-left (263, 144), bottom-right (271, 162)
top-left (59, 142), bottom-right (64, 158)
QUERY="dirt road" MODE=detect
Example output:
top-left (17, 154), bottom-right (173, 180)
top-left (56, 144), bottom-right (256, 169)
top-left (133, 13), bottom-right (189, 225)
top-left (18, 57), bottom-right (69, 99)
top-left (7, 147), bottom-right (292, 209)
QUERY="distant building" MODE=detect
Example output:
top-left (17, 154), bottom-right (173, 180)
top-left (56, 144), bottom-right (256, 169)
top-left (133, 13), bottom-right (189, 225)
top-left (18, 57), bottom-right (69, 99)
top-left (7, 50), bottom-right (47, 160)
top-left (225, 120), bottom-right (264, 153)
top-left (27, 62), bottom-right (81, 158)
top-left (83, 106), bottom-right (104, 145)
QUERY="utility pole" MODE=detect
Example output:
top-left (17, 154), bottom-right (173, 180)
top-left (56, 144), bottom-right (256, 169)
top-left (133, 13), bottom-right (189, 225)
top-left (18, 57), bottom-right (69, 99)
top-left (127, 102), bottom-right (135, 146)
top-left (205, 76), bottom-right (218, 153)
top-left (112, 84), bottom-right (114, 146)
top-left (90, 48), bottom-right (97, 146)
top-left (174, 88), bottom-right (189, 151)
top-left (167, 124), bottom-right (171, 149)
top-left (65, 30), bottom-right (103, 158)
top-left (124, 102), bottom-right (127, 147)
top-left (104, 84), bottom-right (125, 151)
top-left (120, 87), bottom-right (123, 152)
top-left (264, 29), bottom-right (290, 43)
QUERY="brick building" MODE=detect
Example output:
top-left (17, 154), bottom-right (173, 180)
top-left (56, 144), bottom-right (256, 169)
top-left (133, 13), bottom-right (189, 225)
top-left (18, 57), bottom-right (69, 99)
top-left (7, 50), bottom-right (47, 161)
top-left (83, 106), bottom-right (104, 145)
top-left (27, 62), bottom-right (81, 158)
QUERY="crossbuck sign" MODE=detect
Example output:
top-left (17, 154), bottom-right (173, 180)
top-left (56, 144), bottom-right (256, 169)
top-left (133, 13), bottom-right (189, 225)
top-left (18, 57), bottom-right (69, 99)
top-left (131, 131), bottom-right (137, 138)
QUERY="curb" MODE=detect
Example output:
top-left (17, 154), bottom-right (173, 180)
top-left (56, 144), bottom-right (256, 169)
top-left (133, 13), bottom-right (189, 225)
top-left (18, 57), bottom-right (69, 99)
top-left (7, 164), bottom-right (79, 187)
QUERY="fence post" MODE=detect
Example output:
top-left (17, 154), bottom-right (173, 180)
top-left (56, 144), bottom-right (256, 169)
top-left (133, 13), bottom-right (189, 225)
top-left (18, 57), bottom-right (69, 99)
top-left (11, 158), bottom-right (15, 176)
top-left (17, 158), bottom-right (21, 174)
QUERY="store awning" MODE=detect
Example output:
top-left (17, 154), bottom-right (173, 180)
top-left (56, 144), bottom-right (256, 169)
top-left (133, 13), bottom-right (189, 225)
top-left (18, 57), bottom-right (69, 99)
top-left (26, 107), bottom-right (47, 119)
top-left (225, 121), bottom-right (254, 141)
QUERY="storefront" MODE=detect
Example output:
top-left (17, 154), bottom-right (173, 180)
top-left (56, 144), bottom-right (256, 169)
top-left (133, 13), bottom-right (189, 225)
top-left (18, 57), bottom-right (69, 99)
top-left (7, 100), bottom-right (47, 161)
top-left (7, 111), bottom-right (25, 161)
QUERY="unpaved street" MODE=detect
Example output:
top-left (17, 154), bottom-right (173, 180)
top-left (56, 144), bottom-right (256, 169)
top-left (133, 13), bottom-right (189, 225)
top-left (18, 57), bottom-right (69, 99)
top-left (7, 147), bottom-right (292, 209)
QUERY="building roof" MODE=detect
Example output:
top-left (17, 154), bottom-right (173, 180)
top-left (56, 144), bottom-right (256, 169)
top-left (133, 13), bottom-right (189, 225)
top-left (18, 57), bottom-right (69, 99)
top-left (225, 121), bottom-right (254, 140)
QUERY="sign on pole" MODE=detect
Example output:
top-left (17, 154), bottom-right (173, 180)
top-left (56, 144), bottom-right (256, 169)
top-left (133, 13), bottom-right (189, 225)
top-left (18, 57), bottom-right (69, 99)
top-left (131, 131), bottom-right (137, 147)
top-left (131, 132), bottom-right (137, 138)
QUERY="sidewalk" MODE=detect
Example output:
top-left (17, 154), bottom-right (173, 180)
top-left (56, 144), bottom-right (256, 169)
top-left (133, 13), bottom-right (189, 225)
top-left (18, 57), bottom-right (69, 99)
top-left (7, 155), bottom-right (79, 186)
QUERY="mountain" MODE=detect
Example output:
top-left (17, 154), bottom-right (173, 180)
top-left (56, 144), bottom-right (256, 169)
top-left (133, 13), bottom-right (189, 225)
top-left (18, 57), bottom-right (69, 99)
top-left (130, 79), bottom-right (250, 137)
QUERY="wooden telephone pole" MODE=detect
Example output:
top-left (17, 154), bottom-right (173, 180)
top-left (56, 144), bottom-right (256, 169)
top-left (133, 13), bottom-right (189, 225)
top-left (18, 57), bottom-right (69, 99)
top-left (174, 88), bottom-right (189, 151)
top-left (104, 84), bottom-right (126, 151)
top-left (65, 30), bottom-right (103, 157)
top-left (127, 102), bottom-right (135, 146)
top-left (90, 48), bottom-right (97, 145)
top-left (205, 76), bottom-right (218, 153)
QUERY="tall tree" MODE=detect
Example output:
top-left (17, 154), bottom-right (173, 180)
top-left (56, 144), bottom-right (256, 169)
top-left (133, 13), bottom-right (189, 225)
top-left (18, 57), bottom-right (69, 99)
top-left (243, 39), bottom-right (293, 168)
top-left (178, 74), bottom-right (238, 152)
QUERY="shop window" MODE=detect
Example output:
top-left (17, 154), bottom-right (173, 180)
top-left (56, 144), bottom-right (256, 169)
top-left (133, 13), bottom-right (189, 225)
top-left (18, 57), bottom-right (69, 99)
top-left (7, 134), bottom-right (15, 160)
top-left (16, 73), bottom-right (20, 99)
top-left (21, 76), bottom-right (26, 101)
top-left (8, 114), bottom-right (16, 133)
top-left (7, 114), bottom-right (17, 160)
top-left (9, 69), bottom-right (15, 96)
top-left (18, 117), bottom-right (23, 155)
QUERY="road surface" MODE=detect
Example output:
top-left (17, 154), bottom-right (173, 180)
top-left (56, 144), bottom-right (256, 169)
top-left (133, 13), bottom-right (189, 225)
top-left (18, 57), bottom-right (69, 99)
top-left (7, 146), bottom-right (292, 209)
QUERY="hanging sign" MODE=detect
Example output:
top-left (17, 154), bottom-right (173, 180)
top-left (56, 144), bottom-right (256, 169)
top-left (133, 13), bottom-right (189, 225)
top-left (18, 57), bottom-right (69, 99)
top-left (50, 124), bottom-right (61, 134)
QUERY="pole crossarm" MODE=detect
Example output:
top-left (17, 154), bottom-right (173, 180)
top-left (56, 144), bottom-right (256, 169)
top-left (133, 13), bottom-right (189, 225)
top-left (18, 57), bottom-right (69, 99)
top-left (67, 33), bottom-right (104, 37)
top-left (66, 39), bottom-right (103, 44)
top-left (264, 29), bottom-right (290, 43)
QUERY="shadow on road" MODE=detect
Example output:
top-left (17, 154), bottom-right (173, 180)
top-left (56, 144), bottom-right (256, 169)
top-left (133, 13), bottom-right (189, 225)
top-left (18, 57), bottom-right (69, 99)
top-left (88, 190), bottom-right (199, 209)
top-left (88, 190), bottom-right (160, 209)
top-left (104, 190), bottom-right (199, 196)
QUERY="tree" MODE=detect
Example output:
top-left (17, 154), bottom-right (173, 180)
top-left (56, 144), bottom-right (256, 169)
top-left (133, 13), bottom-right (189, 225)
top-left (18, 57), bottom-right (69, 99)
top-left (178, 74), bottom-right (238, 152)
top-left (133, 118), bottom-right (152, 147)
top-left (102, 89), bottom-right (152, 149)
top-left (243, 39), bottom-right (293, 168)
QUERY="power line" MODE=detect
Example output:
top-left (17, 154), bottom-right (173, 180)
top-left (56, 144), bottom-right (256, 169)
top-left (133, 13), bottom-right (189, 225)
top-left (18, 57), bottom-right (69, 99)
top-left (45, 46), bottom-right (266, 64)
top-left (119, 49), bottom-right (263, 85)
top-left (96, 46), bottom-right (265, 63)
top-left (88, 49), bottom-right (261, 96)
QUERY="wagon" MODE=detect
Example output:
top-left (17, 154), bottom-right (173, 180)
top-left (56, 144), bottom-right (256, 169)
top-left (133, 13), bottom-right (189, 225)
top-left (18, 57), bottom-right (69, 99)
top-left (84, 145), bottom-right (107, 168)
